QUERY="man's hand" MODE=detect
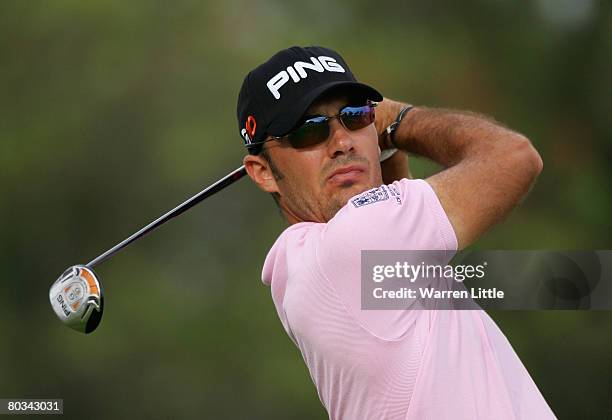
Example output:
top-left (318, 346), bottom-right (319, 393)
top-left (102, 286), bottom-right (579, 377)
top-left (374, 98), bottom-right (407, 150)
top-left (374, 98), bottom-right (412, 183)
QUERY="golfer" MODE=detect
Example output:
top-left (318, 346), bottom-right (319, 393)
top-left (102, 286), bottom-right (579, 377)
top-left (237, 46), bottom-right (556, 419)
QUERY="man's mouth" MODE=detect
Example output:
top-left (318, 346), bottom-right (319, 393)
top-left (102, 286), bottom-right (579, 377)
top-left (327, 165), bottom-right (366, 186)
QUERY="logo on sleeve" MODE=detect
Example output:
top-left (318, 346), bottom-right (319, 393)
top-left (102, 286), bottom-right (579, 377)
top-left (351, 186), bottom-right (389, 208)
top-left (388, 184), bottom-right (402, 204)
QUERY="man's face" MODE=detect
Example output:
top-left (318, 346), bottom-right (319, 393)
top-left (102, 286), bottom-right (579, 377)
top-left (244, 92), bottom-right (383, 223)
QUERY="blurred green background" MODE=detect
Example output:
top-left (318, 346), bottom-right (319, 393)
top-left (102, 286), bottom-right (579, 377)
top-left (1, 0), bottom-right (611, 418)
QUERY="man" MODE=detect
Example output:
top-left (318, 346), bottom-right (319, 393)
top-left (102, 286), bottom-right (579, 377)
top-left (237, 46), bottom-right (556, 419)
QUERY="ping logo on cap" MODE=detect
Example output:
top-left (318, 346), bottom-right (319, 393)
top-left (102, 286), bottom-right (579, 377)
top-left (266, 56), bottom-right (345, 100)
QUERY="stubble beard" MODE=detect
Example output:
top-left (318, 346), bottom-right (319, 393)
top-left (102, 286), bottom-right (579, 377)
top-left (266, 151), bottom-right (379, 222)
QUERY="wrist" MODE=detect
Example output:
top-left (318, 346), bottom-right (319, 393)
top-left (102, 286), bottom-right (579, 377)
top-left (385, 105), bottom-right (414, 149)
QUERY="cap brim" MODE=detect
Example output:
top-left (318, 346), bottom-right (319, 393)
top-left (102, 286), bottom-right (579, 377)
top-left (266, 81), bottom-right (383, 137)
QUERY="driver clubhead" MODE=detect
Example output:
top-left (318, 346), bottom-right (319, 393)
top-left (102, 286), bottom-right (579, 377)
top-left (49, 265), bottom-right (104, 334)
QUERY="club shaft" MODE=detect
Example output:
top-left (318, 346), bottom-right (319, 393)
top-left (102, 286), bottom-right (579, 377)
top-left (86, 165), bottom-right (247, 268)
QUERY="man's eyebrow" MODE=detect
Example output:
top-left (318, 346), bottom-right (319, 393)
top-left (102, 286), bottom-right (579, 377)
top-left (302, 111), bottom-right (324, 119)
top-left (304, 102), bottom-right (349, 118)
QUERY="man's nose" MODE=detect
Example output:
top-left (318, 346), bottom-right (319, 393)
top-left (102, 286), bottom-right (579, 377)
top-left (326, 118), bottom-right (355, 158)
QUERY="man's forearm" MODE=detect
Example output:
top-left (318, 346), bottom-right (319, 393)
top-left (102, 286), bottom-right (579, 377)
top-left (390, 107), bottom-right (527, 168)
top-left (380, 149), bottom-right (411, 184)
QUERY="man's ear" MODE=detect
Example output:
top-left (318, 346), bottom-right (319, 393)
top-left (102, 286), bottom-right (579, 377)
top-left (243, 153), bottom-right (279, 194)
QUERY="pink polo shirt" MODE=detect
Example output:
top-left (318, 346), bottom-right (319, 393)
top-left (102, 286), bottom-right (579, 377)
top-left (262, 178), bottom-right (556, 419)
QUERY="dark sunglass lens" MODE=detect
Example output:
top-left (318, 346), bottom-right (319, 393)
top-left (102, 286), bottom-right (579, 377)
top-left (288, 116), bottom-right (330, 149)
top-left (340, 105), bottom-right (374, 130)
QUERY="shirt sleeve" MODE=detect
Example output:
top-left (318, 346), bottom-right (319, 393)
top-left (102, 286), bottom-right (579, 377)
top-left (315, 178), bottom-right (458, 339)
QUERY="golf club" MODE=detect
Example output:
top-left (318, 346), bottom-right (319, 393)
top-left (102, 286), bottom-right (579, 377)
top-left (49, 165), bottom-right (247, 334)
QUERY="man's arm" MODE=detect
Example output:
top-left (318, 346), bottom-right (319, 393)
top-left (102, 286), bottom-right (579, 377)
top-left (380, 149), bottom-right (411, 184)
top-left (380, 103), bottom-right (543, 250)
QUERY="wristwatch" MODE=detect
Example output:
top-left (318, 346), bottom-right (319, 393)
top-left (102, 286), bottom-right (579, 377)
top-left (384, 105), bottom-right (414, 148)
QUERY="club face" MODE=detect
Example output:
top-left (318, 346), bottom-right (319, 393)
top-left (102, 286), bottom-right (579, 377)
top-left (49, 265), bottom-right (104, 334)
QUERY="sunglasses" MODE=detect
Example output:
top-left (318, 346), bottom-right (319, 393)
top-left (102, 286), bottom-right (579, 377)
top-left (259, 101), bottom-right (377, 150)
